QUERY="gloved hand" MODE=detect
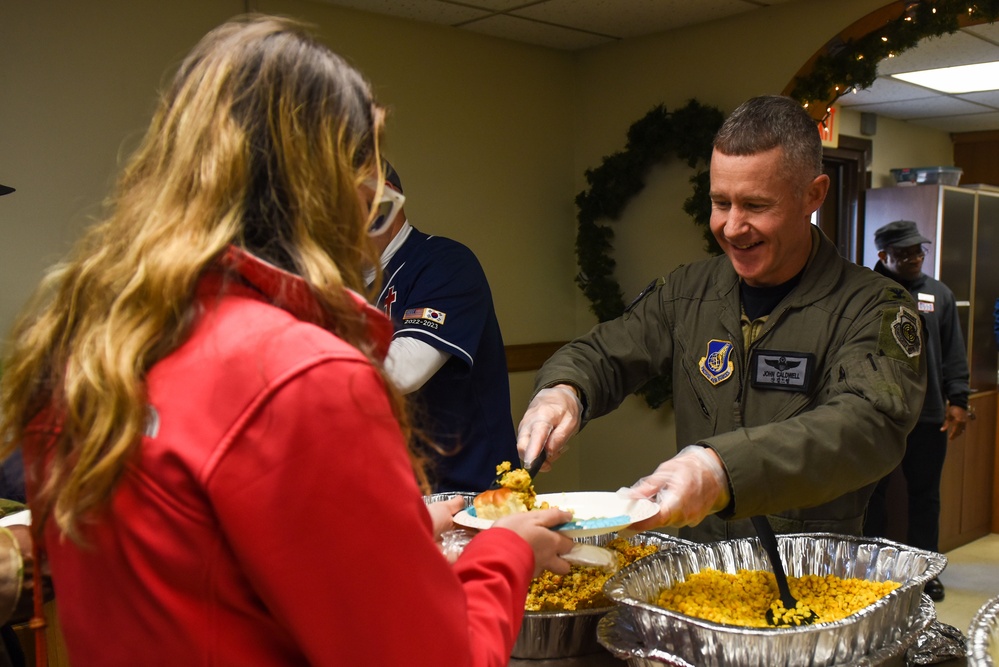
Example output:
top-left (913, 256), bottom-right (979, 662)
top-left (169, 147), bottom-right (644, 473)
top-left (619, 445), bottom-right (731, 531)
top-left (516, 385), bottom-right (583, 473)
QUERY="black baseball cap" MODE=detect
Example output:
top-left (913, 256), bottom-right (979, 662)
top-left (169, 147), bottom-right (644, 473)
top-left (874, 220), bottom-right (931, 251)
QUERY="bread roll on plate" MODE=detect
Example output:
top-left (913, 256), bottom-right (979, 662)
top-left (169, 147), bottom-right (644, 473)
top-left (473, 487), bottom-right (530, 520)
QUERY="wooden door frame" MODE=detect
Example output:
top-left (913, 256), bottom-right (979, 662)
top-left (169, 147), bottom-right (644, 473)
top-left (821, 134), bottom-right (872, 264)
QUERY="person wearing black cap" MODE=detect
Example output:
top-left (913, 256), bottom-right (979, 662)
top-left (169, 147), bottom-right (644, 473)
top-left (367, 161), bottom-right (520, 492)
top-left (863, 219), bottom-right (970, 602)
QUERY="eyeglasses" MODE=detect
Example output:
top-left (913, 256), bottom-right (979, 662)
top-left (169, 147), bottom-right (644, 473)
top-left (363, 179), bottom-right (405, 237)
top-left (888, 246), bottom-right (925, 263)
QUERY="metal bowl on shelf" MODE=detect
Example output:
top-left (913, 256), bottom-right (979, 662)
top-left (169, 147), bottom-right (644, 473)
top-left (602, 533), bottom-right (946, 667)
top-left (512, 531), bottom-right (688, 660)
top-left (968, 594), bottom-right (999, 666)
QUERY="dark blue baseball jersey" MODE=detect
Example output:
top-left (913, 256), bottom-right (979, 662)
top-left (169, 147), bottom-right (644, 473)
top-left (375, 227), bottom-right (517, 492)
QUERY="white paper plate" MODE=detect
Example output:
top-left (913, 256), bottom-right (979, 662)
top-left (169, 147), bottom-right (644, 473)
top-left (453, 491), bottom-right (659, 538)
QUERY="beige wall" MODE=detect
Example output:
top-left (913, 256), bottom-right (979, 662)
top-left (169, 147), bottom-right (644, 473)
top-left (0, 0), bottom-right (955, 493)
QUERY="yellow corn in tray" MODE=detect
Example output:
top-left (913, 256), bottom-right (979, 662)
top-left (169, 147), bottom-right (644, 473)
top-left (655, 568), bottom-right (900, 627)
top-left (526, 538), bottom-right (658, 611)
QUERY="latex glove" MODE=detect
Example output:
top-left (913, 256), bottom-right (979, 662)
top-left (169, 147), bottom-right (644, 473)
top-left (516, 385), bottom-right (583, 473)
top-left (620, 445), bottom-right (731, 531)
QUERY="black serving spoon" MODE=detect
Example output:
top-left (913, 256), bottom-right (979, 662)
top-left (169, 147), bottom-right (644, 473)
top-left (525, 447), bottom-right (548, 480)
top-left (750, 515), bottom-right (819, 627)
top-left (487, 449), bottom-right (548, 490)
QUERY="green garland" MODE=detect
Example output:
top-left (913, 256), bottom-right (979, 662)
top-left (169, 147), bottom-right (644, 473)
top-left (791, 0), bottom-right (999, 111)
top-left (573, 1), bottom-right (999, 409)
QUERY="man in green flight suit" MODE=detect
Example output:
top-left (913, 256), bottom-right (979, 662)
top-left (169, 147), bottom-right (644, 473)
top-left (517, 96), bottom-right (927, 544)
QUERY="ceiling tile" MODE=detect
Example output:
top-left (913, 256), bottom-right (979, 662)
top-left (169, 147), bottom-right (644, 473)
top-left (315, 0), bottom-right (489, 24)
top-left (961, 21), bottom-right (999, 43)
top-left (511, 0), bottom-right (755, 38)
top-left (956, 90), bottom-right (999, 110)
top-left (876, 29), bottom-right (999, 75)
top-left (837, 77), bottom-right (936, 107)
top-left (462, 14), bottom-right (615, 50)
top-left (846, 96), bottom-right (993, 120)
top-left (908, 111), bottom-right (999, 133)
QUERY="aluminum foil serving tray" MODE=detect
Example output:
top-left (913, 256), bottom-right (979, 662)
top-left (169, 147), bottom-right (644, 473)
top-left (968, 594), bottom-right (999, 666)
top-left (512, 531), bottom-right (689, 660)
top-left (602, 532), bottom-right (946, 667)
top-left (598, 595), bottom-right (936, 667)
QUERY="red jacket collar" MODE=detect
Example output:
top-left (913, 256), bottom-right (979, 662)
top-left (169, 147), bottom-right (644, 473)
top-left (208, 246), bottom-right (393, 361)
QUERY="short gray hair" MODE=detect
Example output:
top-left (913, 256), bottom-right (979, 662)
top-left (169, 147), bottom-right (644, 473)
top-left (713, 95), bottom-right (823, 186)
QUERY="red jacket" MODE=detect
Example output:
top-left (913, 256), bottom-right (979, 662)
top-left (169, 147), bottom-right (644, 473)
top-left (27, 248), bottom-right (533, 666)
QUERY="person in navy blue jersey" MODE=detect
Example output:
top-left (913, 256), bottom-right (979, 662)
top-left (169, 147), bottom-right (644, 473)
top-left (863, 219), bottom-right (970, 602)
top-left (366, 163), bottom-right (518, 492)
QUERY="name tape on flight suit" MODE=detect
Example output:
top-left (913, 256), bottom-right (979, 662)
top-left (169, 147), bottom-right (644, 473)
top-left (750, 350), bottom-right (815, 392)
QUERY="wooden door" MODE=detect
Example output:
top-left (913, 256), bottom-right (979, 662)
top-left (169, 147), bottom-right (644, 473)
top-left (939, 427), bottom-right (966, 553)
top-left (939, 391), bottom-right (997, 552)
top-left (962, 392), bottom-right (997, 537)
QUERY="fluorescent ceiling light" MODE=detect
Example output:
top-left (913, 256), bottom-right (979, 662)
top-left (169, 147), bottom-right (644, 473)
top-left (890, 61), bottom-right (999, 94)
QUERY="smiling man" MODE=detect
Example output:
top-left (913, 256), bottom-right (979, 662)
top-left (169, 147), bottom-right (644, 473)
top-left (516, 95), bottom-right (928, 543)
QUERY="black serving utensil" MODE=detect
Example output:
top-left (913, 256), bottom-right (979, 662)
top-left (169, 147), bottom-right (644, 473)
top-left (750, 515), bottom-right (819, 627)
top-left (525, 447), bottom-right (547, 480)
top-left (486, 448), bottom-right (548, 490)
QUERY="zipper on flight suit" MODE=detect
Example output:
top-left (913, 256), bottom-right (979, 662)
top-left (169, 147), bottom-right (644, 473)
top-left (739, 305), bottom-right (820, 424)
top-left (735, 307), bottom-right (781, 427)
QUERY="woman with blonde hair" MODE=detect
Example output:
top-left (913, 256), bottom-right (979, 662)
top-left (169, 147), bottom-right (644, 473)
top-left (0, 15), bottom-right (572, 666)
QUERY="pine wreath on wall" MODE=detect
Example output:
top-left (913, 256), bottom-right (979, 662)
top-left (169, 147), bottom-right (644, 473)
top-left (573, 100), bottom-right (723, 408)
